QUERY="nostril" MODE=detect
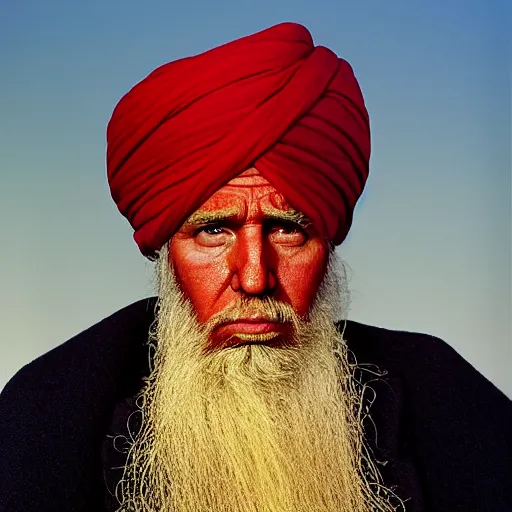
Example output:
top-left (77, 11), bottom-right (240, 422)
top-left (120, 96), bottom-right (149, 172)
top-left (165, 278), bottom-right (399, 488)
top-left (230, 273), bottom-right (241, 292)
top-left (267, 271), bottom-right (277, 291)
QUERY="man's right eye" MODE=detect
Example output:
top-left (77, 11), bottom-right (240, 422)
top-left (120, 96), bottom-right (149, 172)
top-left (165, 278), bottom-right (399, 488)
top-left (199, 225), bottom-right (224, 235)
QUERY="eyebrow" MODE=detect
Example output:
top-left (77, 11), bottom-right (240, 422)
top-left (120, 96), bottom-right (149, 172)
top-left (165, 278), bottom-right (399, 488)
top-left (184, 206), bottom-right (310, 226)
top-left (260, 206), bottom-right (310, 225)
top-left (185, 207), bottom-right (240, 226)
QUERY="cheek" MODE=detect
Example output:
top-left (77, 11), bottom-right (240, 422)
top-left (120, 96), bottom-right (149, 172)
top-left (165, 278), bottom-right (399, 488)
top-left (168, 240), bottom-right (231, 322)
top-left (276, 244), bottom-right (328, 317)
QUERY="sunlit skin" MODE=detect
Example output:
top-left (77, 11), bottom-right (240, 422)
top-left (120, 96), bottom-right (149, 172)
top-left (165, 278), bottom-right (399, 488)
top-left (169, 168), bottom-right (330, 348)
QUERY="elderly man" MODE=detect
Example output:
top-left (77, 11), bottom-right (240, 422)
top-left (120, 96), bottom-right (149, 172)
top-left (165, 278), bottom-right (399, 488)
top-left (1, 23), bottom-right (510, 512)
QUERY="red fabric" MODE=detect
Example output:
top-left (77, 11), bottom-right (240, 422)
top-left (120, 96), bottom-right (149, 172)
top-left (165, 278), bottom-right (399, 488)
top-left (107, 22), bottom-right (370, 257)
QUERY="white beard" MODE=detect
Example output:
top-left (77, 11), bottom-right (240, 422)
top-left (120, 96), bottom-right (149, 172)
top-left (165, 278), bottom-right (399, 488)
top-left (115, 248), bottom-right (403, 511)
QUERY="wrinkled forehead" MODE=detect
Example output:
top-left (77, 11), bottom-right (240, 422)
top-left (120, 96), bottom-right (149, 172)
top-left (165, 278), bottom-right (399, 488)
top-left (191, 168), bottom-right (299, 217)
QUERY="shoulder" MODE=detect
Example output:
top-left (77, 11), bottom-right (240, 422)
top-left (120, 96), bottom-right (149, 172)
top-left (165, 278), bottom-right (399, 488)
top-left (342, 319), bottom-right (512, 510)
top-left (343, 319), bottom-right (493, 383)
top-left (0, 297), bottom-right (157, 511)
top-left (343, 317), bottom-right (455, 357)
top-left (0, 296), bottom-right (157, 436)
top-left (2, 297), bottom-right (157, 398)
top-left (342, 318), bottom-right (511, 404)
top-left (341, 318), bottom-right (512, 457)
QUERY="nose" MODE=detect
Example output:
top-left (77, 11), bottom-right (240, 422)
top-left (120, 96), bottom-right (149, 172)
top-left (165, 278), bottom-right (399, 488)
top-left (230, 225), bottom-right (276, 295)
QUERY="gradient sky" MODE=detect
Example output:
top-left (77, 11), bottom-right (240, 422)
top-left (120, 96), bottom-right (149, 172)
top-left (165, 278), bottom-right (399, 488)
top-left (1, 0), bottom-right (511, 397)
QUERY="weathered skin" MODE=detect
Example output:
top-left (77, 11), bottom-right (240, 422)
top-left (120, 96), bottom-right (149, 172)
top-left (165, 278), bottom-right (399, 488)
top-left (169, 168), bottom-right (330, 348)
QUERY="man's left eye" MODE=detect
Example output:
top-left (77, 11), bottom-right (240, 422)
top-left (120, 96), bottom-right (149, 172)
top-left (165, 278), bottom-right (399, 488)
top-left (268, 223), bottom-right (308, 246)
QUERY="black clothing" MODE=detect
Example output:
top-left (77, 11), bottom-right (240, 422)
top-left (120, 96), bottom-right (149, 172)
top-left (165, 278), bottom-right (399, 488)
top-left (0, 298), bottom-right (511, 511)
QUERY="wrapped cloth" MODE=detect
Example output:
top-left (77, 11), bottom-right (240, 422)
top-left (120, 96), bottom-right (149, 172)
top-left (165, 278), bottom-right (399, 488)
top-left (107, 22), bottom-right (370, 257)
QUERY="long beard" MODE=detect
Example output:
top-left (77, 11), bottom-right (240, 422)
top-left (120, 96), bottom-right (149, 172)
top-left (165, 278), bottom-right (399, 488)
top-left (115, 250), bottom-right (403, 511)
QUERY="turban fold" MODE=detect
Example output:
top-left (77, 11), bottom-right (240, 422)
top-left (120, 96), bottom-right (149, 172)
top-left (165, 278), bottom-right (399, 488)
top-left (107, 22), bottom-right (370, 257)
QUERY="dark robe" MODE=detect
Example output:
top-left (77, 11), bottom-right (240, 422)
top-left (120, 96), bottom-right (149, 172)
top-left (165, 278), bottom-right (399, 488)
top-left (0, 297), bottom-right (510, 511)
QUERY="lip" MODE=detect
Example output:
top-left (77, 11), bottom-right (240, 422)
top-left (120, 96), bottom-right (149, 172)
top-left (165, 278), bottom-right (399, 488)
top-left (220, 320), bottom-right (280, 335)
top-left (209, 318), bottom-right (292, 350)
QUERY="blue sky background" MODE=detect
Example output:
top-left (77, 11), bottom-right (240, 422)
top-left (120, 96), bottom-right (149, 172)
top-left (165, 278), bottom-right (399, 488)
top-left (1, 0), bottom-right (510, 396)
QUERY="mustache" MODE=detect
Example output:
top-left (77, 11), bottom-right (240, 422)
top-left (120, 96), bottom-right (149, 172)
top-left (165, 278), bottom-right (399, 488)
top-left (203, 296), bottom-right (298, 333)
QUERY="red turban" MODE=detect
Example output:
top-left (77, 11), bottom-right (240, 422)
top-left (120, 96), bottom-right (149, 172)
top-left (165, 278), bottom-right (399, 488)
top-left (107, 22), bottom-right (370, 257)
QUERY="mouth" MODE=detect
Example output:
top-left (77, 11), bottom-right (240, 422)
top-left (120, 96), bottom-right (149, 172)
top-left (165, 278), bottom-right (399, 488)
top-left (211, 317), bottom-right (290, 348)
top-left (223, 319), bottom-right (280, 334)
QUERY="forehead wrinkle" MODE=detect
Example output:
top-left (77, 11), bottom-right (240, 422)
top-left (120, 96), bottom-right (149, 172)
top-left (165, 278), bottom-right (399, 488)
top-left (185, 186), bottom-right (310, 226)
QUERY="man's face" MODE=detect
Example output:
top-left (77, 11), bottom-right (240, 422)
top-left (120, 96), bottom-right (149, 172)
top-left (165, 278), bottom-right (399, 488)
top-left (169, 168), bottom-right (329, 348)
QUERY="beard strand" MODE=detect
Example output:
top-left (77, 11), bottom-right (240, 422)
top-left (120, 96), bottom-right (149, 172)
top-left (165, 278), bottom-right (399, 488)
top-left (115, 248), bottom-right (404, 511)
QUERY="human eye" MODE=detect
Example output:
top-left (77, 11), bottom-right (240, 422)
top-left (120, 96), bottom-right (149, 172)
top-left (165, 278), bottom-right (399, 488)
top-left (194, 224), bottom-right (233, 247)
top-left (267, 221), bottom-right (308, 246)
